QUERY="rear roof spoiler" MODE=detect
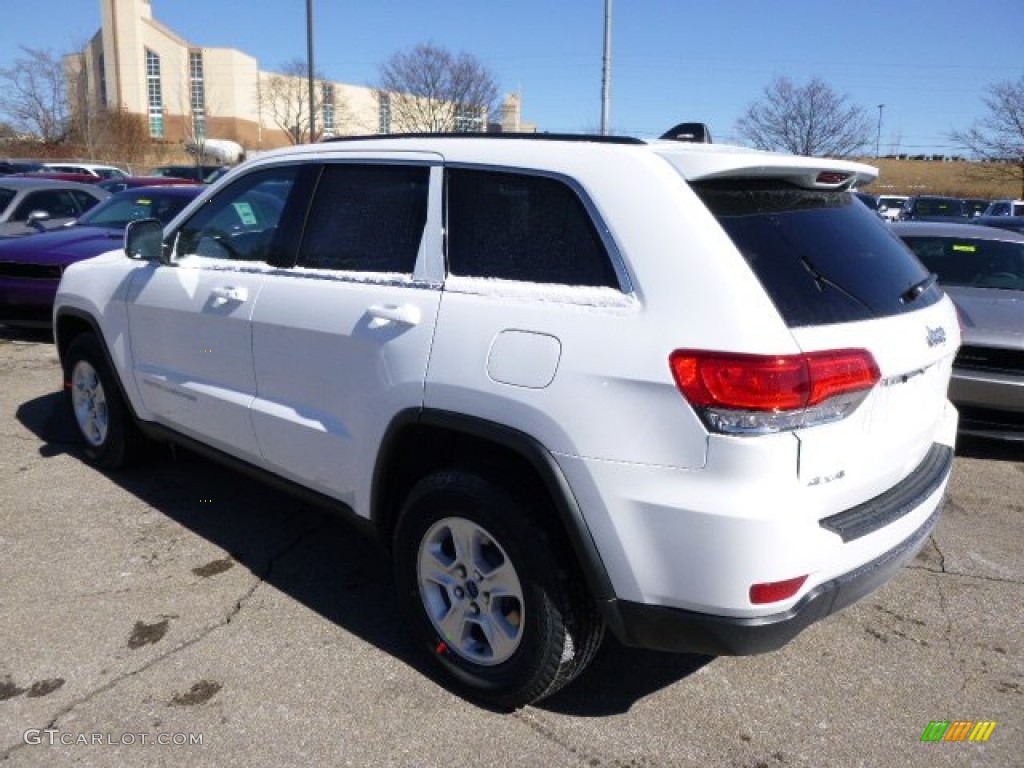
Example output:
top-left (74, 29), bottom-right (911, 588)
top-left (661, 122), bottom-right (713, 144)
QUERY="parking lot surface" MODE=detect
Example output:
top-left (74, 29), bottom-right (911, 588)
top-left (1, 328), bottom-right (1021, 767)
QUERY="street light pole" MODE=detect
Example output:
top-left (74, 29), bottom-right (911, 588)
top-left (600, 0), bottom-right (612, 135)
top-left (876, 103), bottom-right (885, 157)
top-left (307, 0), bottom-right (316, 142)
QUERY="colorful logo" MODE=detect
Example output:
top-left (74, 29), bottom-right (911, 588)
top-left (920, 721), bottom-right (997, 743)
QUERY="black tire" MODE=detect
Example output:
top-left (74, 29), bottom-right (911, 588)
top-left (64, 333), bottom-right (145, 469)
top-left (393, 470), bottom-right (604, 708)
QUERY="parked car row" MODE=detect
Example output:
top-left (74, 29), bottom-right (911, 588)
top-left (856, 191), bottom-right (1024, 227)
top-left (1, 159), bottom-right (233, 186)
top-left (0, 184), bottom-right (202, 326)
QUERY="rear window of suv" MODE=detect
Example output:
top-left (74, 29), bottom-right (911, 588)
top-left (447, 168), bottom-right (619, 288)
top-left (693, 180), bottom-right (941, 327)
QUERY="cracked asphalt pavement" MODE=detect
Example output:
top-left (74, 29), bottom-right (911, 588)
top-left (1, 327), bottom-right (1021, 767)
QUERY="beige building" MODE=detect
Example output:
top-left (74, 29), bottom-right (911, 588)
top-left (68, 0), bottom-right (532, 155)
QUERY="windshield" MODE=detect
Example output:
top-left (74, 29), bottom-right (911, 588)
top-left (78, 190), bottom-right (196, 229)
top-left (0, 188), bottom-right (15, 212)
top-left (693, 181), bottom-right (940, 327)
top-left (900, 235), bottom-right (1024, 291)
top-left (915, 198), bottom-right (966, 217)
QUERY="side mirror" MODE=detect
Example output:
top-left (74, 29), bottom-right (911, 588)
top-left (27, 210), bottom-right (51, 231)
top-left (125, 218), bottom-right (169, 263)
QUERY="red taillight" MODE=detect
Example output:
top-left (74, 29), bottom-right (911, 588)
top-left (749, 575), bottom-right (808, 604)
top-left (669, 349), bottom-right (880, 433)
top-left (669, 352), bottom-right (809, 411)
top-left (805, 350), bottom-right (882, 406)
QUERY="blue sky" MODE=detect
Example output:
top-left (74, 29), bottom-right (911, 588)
top-left (2, 0), bottom-right (1021, 155)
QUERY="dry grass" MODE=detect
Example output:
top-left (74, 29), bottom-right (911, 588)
top-left (854, 158), bottom-right (1020, 199)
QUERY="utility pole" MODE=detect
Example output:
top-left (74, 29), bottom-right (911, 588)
top-left (307, 0), bottom-right (316, 142)
top-left (876, 103), bottom-right (885, 157)
top-left (600, 0), bottom-right (612, 135)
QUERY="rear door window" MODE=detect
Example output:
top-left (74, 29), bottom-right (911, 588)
top-left (693, 180), bottom-right (941, 327)
top-left (446, 168), bottom-right (620, 288)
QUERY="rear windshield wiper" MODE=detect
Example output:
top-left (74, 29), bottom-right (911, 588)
top-left (901, 273), bottom-right (938, 304)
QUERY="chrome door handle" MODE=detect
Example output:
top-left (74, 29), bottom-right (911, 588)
top-left (367, 304), bottom-right (421, 327)
top-left (211, 285), bottom-right (248, 304)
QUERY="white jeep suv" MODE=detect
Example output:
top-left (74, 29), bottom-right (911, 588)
top-left (53, 134), bottom-right (959, 708)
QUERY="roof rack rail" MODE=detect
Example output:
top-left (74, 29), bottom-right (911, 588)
top-left (323, 132), bottom-right (646, 145)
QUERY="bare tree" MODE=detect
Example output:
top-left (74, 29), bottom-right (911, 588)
top-left (376, 44), bottom-right (498, 133)
top-left (735, 77), bottom-right (871, 158)
top-left (0, 46), bottom-right (71, 143)
top-left (66, 52), bottom-right (111, 160)
top-left (950, 76), bottom-right (1024, 198)
top-left (260, 58), bottom-right (336, 145)
top-left (64, 52), bottom-right (149, 166)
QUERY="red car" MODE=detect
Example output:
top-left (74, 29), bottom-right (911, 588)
top-left (12, 171), bottom-right (102, 185)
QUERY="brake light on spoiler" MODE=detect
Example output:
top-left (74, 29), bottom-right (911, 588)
top-left (669, 349), bottom-right (881, 434)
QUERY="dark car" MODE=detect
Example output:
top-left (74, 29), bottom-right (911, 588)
top-left (899, 195), bottom-right (969, 223)
top-left (97, 175), bottom-right (204, 193)
top-left (0, 185), bottom-right (202, 327)
top-left (971, 215), bottom-right (1024, 235)
top-left (149, 164), bottom-right (228, 183)
top-left (962, 198), bottom-right (990, 219)
top-left (0, 160), bottom-right (44, 176)
top-left (852, 190), bottom-right (881, 214)
top-left (0, 177), bottom-right (110, 237)
top-left (891, 221), bottom-right (1024, 441)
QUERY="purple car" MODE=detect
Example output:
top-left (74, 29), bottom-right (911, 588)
top-left (0, 184), bottom-right (202, 327)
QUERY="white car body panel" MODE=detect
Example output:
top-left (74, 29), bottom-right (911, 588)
top-left (52, 136), bottom-right (959, 656)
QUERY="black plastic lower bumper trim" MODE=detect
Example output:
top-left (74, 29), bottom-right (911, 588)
top-left (601, 501), bottom-right (944, 656)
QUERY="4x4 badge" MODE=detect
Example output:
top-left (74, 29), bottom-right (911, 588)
top-left (926, 326), bottom-right (947, 347)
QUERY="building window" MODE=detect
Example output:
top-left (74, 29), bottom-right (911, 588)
top-left (189, 50), bottom-right (206, 139)
top-left (146, 49), bottom-right (164, 138)
top-left (378, 93), bottom-right (390, 134)
top-left (321, 82), bottom-right (335, 138)
top-left (454, 104), bottom-right (485, 133)
top-left (97, 52), bottom-right (107, 108)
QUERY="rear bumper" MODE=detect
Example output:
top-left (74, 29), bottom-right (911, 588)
top-left (951, 368), bottom-right (1024, 413)
top-left (596, 443), bottom-right (953, 655)
top-left (950, 368), bottom-right (1024, 441)
top-left (603, 500), bottom-right (942, 655)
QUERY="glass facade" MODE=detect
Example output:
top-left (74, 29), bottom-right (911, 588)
top-left (322, 82), bottom-right (335, 138)
top-left (454, 104), bottom-right (485, 133)
top-left (378, 93), bottom-right (390, 134)
top-left (189, 50), bottom-right (206, 139)
top-left (146, 49), bottom-right (163, 137)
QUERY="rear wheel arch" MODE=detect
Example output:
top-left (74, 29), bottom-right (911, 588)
top-left (371, 409), bottom-right (615, 604)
